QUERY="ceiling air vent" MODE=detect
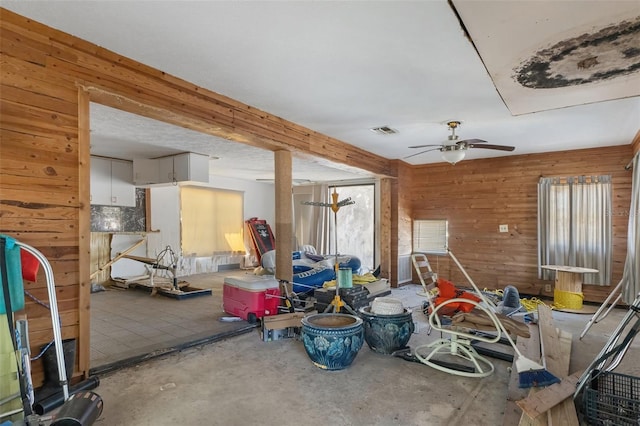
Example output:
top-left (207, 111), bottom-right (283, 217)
top-left (370, 126), bottom-right (398, 135)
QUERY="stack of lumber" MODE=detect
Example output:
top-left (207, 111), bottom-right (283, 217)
top-left (503, 305), bottom-right (580, 425)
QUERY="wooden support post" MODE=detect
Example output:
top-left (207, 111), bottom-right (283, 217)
top-left (77, 89), bottom-right (91, 378)
top-left (379, 178), bottom-right (392, 281)
top-left (274, 150), bottom-right (293, 283)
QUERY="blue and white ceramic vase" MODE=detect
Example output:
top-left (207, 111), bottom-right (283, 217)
top-left (300, 313), bottom-right (364, 370)
top-left (359, 307), bottom-right (414, 354)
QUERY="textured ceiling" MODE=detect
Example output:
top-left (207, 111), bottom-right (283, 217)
top-left (89, 104), bottom-right (374, 182)
top-left (3, 1), bottom-right (639, 183)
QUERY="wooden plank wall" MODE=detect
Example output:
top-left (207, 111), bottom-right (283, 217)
top-left (1, 15), bottom-right (84, 385)
top-left (0, 7), bottom-right (396, 384)
top-left (411, 145), bottom-right (634, 303)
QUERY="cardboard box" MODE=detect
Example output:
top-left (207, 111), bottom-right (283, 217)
top-left (260, 311), bottom-right (313, 341)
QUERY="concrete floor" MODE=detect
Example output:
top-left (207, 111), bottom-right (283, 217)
top-left (89, 281), bottom-right (639, 426)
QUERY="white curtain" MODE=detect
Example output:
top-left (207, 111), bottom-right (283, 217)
top-left (293, 184), bottom-right (331, 254)
top-left (311, 184), bottom-right (331, 254)
top-left (538, 175), bottom-right (612, 285)
top-left (622, 153), bottom-right (640, 304)
top-left (180, 186), bottom-right (244, 255)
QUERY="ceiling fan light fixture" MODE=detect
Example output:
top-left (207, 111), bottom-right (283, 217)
top-left (441, 147), bottom-right (466, 164)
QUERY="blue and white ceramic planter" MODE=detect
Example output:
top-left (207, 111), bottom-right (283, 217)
top-left (300, 313), bottom-right (364, 370)
top-left (359, 307), bottom-right (414, 354)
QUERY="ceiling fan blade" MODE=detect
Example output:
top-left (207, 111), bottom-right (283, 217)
top-left (403, 147), bottom-right (441, 159)
top-left (469, 144), bottom-right (515, 151)
top-left (408, 144), bottom-right (442, 149)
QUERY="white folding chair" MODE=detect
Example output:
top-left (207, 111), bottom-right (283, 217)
top-left (411, 253), bottom-right (501, 378)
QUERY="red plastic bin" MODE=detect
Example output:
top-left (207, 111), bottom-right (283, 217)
top-left (223, 275), bottom-right (280, 323)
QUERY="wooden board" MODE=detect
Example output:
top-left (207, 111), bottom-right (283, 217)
top-left (504, 323), bottom-right (540, 426)
top-left (516, 372), bottom-right (581, 419)
top-left (262, 312), bottom-right (306, 330)
top-left (538, 305), bottom-right (579, 426)
top-left (516, 305), bottom-right (579, 426)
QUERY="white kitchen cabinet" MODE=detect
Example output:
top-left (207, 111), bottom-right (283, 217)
top-left (133, 158), bottom-right (160, 185)
top-left (158, 156), bottom-right (176, 183)
top-left (157, 153), bottom-right (209, 183)
top-left (132, 153), bottom-right (209, 185)
top-left (90, 156), bottom-right (136, 207)
top-left (172, 152), bottom-right (209, 183)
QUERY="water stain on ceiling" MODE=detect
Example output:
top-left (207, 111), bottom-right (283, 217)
top-left (515, 15), bottom-right (640, 89)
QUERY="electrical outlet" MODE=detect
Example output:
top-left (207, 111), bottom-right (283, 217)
top-left (545, 284), bottom-right (552, 292)
top-left (499, 224), bottom-right (508, 233)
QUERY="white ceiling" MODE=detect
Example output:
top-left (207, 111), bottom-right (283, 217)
top-left (3, 1), bottom-right (639, 183)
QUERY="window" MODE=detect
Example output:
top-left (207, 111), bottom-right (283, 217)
top-left (413, 220), bottom-right (448, 254)
top-left (538, 175), bottom-right (612, 285)
top-left (330, 184), bottom-right (375, 270)
top-left (180, 186), bottom-right (244, 256)
top-left (293, 183), bottom-right (376, 271)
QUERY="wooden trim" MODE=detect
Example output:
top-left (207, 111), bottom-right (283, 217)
top-left (77, 88), bottom-right (91, 377)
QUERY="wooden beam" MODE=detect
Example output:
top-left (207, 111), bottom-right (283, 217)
top-left (274, 150), bottom-right (293, 283)
top-left (81, 80), bottom-right (395, 177)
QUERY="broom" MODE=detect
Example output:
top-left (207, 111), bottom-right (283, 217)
top-left (447, 250), bottom-right (560, 388)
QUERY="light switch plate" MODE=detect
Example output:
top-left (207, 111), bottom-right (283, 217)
top-left (499, 224), bottom-right (508, 232)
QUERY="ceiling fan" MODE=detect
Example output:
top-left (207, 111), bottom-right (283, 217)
top-left (405, 121), bottom-right (515, 164)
